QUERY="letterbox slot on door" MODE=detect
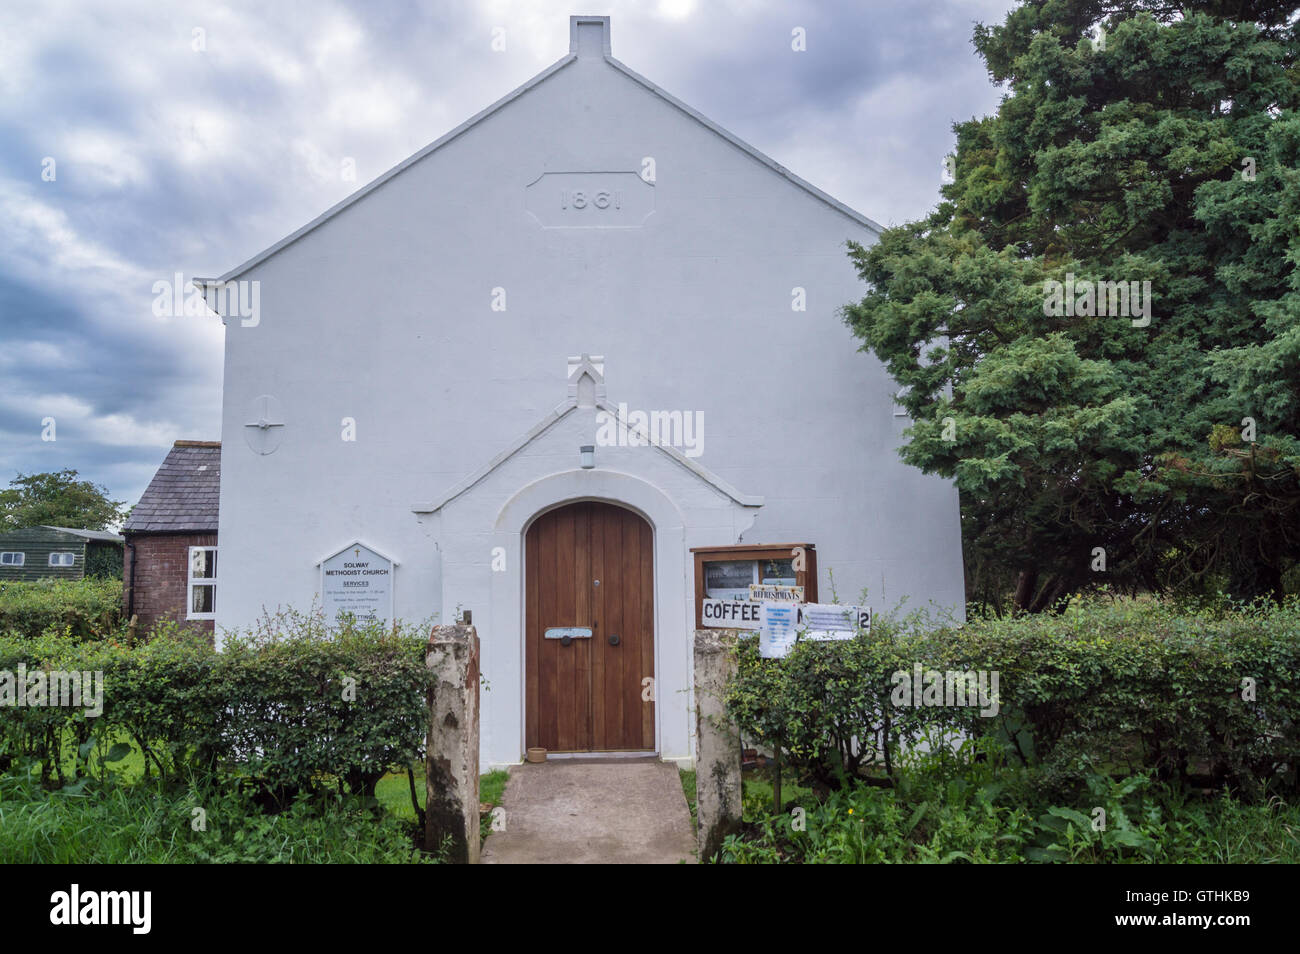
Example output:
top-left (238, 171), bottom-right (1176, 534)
top-left (544, 627), bottom-right (593, 639)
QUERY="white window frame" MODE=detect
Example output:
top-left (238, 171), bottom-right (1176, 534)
top-left (0, 552), bottom-right (25, 567)
top-left (187, 546), bottom-right (218, 620)
top-left (48, 552), bottom-right (76, 567)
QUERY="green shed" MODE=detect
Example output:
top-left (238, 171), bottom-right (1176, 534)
top-left (0, 526), bottom-right (124, 582)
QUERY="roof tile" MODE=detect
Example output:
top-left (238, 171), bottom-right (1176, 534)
top-left (123, 442), bottom-right (221, 533)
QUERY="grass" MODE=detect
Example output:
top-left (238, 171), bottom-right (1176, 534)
top-left (375, 762), bottom-right (511, 847)
top-left (713, 743), bottom-right (1300, 864)
top-left (678, 764), bottom-right (819, 826)
top-left (5, 743), bottom-right (514, 863)
top-left (679, 763), bottom-right (819, 833)
top-left (0, 771), bottom-right (428, 863)
top-left (741, 763), bottom-right (814, 821)
top-left (679, 768), bottom-right (697, 830)
top-left (375, 764), bottom-right (510, 823)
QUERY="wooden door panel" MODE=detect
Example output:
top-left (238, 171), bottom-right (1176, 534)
top-left (526, 501), bottom-right (654, 753)
top-left (589, 503), bottom-right (609, 747)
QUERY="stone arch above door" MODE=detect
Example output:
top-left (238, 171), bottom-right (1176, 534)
top-left (421, 400), bottom-right (762, 768)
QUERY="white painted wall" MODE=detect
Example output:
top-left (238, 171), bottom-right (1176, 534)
top-left (212, 17), bottom-right (965, 767)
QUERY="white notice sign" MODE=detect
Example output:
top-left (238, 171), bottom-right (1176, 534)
top-left (749, 584), bottom-right (804, 603)
top-left (799, 603), bottom-right (871, 640)
top-left (759, 601), bottom-right (799, 658)
top-left (321, 543), bottom-right (394, 627)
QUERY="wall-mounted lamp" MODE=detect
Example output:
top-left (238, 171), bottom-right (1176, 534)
top-left (580, 444), bottom-right (595, 469)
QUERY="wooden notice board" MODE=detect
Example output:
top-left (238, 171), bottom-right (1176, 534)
top-left (690, 543), bottom-right (817, 629)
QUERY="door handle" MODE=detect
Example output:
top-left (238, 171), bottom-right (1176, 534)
top-left (608, 633), bottom-right (620, 646)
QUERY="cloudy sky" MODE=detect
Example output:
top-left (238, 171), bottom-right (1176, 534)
top-left (0, 0), bottom-right (1016, 514)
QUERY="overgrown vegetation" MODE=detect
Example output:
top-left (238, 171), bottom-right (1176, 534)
top-left (0, 578), bottom-right (124, 640)
top-left (717, 596), bottom-right (1300, 862)
top-left (727, 597), bottom-right (1300, 799)
top-left (0, 763), bottom-right (432, 863)
top-left (719, 738), bottom-right (1300, 864)
top-left (0, 608), bottom-right (433, 804)
top-left (0, 606), bottom-right (460, 862)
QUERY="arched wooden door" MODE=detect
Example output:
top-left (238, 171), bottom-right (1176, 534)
top-left (525, 501), bottom-right (655, 753)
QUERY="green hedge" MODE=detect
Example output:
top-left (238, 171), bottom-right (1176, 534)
top-left (0, 610), bottom-right (434, 800)
top-left (0, 578), bottom-right (123, 640)
top-left (724, 598), bottom-right (1300, 798)
top-left (83, 544), bottom-right (123, 580)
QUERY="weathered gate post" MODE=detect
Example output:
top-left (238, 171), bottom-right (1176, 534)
top-left (693, 628), bottom-right (743, 862)
top-left (426, 623), bottom-right (481, 863)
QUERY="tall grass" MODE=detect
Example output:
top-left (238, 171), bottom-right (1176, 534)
top-left (0, 768), bottom-right (433, 864)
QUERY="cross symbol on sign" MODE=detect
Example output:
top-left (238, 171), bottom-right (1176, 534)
top-left (354, 549), bottom-right (360, 558)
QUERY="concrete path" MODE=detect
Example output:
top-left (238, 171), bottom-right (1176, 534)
top-left (481, 760), bottom-right (696, 864)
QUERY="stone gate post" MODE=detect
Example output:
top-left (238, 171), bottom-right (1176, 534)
top-left (693, 628), bottom-right (743, 862)
top-left (426, 623), bottom-right (481, 863)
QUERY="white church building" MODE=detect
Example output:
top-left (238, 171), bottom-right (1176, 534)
top-left (199, 15), bottom-right (964, 769)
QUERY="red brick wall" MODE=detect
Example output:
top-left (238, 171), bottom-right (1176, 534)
top-left (123, 534), bottom-right (217, 639)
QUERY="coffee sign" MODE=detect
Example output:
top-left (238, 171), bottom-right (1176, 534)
top-left (320, 541), bottom-right (395, 627)
top-left (701, 598), bottom-right (762, 628)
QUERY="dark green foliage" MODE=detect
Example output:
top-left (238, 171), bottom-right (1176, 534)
top-left (0, 470), bottom-right (126, 532)
top-left (0, 768), bottom-right (432, 863)
top-left (83, 542), bottom-right (122, 580)
top-left (724, 598), bottom-right (1300, 801)
top-left (842, 1), bottom-right (1300, 608)
top-left (717, 737), bottom-right (1300, 863)
top-left (725, 618), bottom-right (935, 792)
top-left (0, 609), bottom-right (435, 803)
top-left (0, 578), bottom-right (123, 640)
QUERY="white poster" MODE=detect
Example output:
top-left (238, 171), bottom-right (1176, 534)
top-left (758, 601), bottom-right (799, 658)
top-left (799, 603), bottom-right (870, 640)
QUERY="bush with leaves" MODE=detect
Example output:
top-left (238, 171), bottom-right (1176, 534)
top-left (948, 597), bottom-right (1300, 798)
top-left (724, 610), bottom-right (978, 794)
top-left (0, 607), bottom-right (436, 802)
top-left (0, 578), bottom-right (123, 641)
top-left (723, 597), bottom-right (1300, 799)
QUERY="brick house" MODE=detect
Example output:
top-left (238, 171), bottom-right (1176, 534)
top-left (122, 440), bottom-right (220, 637)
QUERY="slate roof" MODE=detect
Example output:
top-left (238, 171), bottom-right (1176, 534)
top-left (122, 441), bottom-right (221, 534)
